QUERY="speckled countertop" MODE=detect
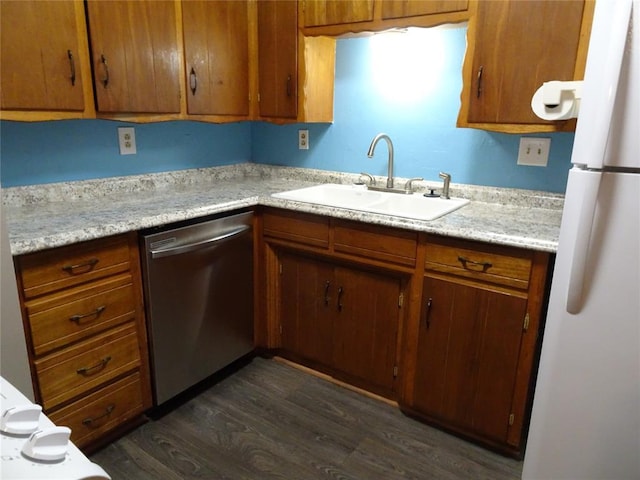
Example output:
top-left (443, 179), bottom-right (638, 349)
top-left (2, 164), bottom-right (564, 256)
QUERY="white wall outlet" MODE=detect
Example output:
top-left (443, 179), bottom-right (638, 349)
top-left (298, 129), bottom-right (309, 150)
top-left (118, 127), bottom-right (137, 155)
top-left (517, 137), bottom-right (550, 166)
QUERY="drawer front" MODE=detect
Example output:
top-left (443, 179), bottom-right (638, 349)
top-left (27, 274), bottom-right (137, 356)
top-left (334, 220), bottom-right (418, 267)
top-left (263, 210), bottom-right (330, 248)
top-left (48, 372), bottom-right (145, 448)
top-left (425, 237), bottom-right (532, 290)
top-left (35, 322), bottom-right (141, 410)
top-left (18, 235), bottom-right (131, 299)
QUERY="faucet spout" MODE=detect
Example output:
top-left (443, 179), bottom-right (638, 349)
top-left (367, 133), bottom-right (394, 189)
top-left (439, 172), bottom-right (451, 199)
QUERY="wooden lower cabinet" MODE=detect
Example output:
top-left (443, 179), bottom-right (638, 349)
top-left (278, 251), bottom-right (403, 397)
top-left (14, 233), bottom-right (152, 449)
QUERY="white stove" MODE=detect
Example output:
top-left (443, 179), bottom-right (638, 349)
top-left (1, 376), bottom-right (110, 480)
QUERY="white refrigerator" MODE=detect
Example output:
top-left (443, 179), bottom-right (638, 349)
top-left (523, 0), bottom-right (639, 479)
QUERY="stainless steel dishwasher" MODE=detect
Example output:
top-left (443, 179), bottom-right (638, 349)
top-left (141, 211), bottom-right (254, 406)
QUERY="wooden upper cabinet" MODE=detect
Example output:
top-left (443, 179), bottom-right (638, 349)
top-left (86, 0), bottom-right (181, 113)
top-left (459, 0), bottom-right (594, 133)
top-left (257, 0), bottom-right (298, 119)
top-left (182, 0), bottom-right (250, 116)
top-left (381, 0), bottom-right (468, 20)
top-left (0, 0), bottom-right (94, 119)
top-left (303, 0), bottom-right (374, 27)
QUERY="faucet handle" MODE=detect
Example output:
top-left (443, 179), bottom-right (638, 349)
top-left (404, 177), bottom-right (424, 193)
top-left (358, 172), bottom-right (376, 186)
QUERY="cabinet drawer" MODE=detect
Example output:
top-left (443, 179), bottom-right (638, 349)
top-left (425, 237), bottom-right (532, 290)
top-left (48, 372), bottom-right (145, 448)
top-left (26, 274), bottom-right (137, 356)
top-left (35, 322), bottom-right (141, 410)
top-left (18, 235), bottom-right (131, 299)
top-left (263, 210), bottom-right (330, 248)
top-left (334, 220), bottom-right (418, 267)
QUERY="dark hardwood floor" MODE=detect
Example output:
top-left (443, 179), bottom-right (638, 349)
top-left (90, 357), bottom-right (523, 480)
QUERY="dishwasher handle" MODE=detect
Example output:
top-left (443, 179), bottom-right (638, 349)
top-left (150, 225), bottom-right (251, 259)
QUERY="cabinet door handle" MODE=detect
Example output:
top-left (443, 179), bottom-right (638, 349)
top-left (67, 50), bottom-right (76, 86)
top-left (100, 54), bottom-right (109, 88)
top-left (69, 305), bottom-right (106, 325)
top-left (324, 280), bottom-right (331, 306)
top-left (286, 74), bottom-right (292, 97)
top-left (189, 67), bottom-right (197, 95)
top-left (457, 255), bottom-right (492, 272)
top-left (76, 356), bottom-right (111, 376)
top-left (425, 297), bottom-right (433, 329)
top-left (82, 404), bottom-right (115, 427)
top-left (62, 258), bottom-right (99, 275)
top-left (476, 65), bottom-right (483, 98)
top-left (337, 286), bottom-right (344, 312)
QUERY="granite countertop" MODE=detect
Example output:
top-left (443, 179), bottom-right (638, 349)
top-left (2, 164), bottom-right (564, 256)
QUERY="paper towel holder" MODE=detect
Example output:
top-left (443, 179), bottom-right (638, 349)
top-left (531, 80), bottom-right (583, 120)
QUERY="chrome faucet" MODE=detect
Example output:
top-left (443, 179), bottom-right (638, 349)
top-left (367, 133), bottom-right (394, 189)
top-left (439, 172), bottom-right (451, 199)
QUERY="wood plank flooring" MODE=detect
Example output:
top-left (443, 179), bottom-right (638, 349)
top-left (90, 357), bottom-right (523, 480)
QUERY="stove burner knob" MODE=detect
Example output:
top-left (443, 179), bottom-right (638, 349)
top-left (0, 404), bottom-right (42, 435)
top-left (21, 426), bottom-right (71, 462)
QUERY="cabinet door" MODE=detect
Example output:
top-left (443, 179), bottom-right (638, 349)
top-left (381, 0), bottom-right (468, 20)
top-left (86, 0), bottom-right (181, 113)
top-left (1, 0), bottom-right (85, 111)
top-left (257, 0), bottom-right (297, 119)
top-left (414, 276), bottom-right (526, 443)
top-left (182, 0), bottom-right (250, 116)
top-left (303, 0), bottom-right (374, 27)
top-left (466, 0), bottom-right (585, 125)
top-left (333, 266), bottom-right (400, 394)
top-left (279, 253), bottom-right (334, 367)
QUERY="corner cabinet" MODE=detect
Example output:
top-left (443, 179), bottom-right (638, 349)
top-left (0, 0), bottom-right (95, 120)
top-left (457, 0), bottom-right (595, 133)
top-left (258, 0), bottom-right (336, 123)
top-left (85, 0), bottom-right (182, 116)
top-left (13, 233), bottom-right (152, 450)
top-left (402, 235), bottom-right (551, 456)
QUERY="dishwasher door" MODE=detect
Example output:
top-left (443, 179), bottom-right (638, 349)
top-left (141, 211), bottom-right (254, 406)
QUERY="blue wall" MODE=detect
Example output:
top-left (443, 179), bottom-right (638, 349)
top-left (253, 27), bottom-right (575, 193)
top-left (0, 26), bottom-right (575, 192)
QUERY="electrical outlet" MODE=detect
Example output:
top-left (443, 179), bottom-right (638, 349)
top-left (298, 129), bottom-right (309, 150)
top-left (517, 137), bottom-right (550, 166)
top-left (118, 127), bottom-right (137, 155)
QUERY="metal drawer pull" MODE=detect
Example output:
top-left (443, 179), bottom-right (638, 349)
top-left (62, 258), bottom-right (99, 274)
top-left (189, 67), bottom-right (197, 95)
top-left (458, 255), bottom-right (492, 272)
top-left (67, 50), bottom-right (76, 86)
top-left (76, 356), bottom-right (111, 376)
top-left (337, 286), bottom-right (344, 312)
top-left (82, 404), bottom-right (115, 427)
top-left (69, 305), bottom-right (106, 325)
top-left (100, 54), bottom-right (109, 87)
top-left (324, 280), bottom-right (330, 306)
top-left (425, 297), bottom-right (433, 329)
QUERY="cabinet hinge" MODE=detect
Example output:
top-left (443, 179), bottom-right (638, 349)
top-left (398, 292), bottom-right (404, 308)
top-left (279, 263), bottom-right (283, 275)
top-left (393, 366), bottom-right (398, 378)
top-left (257, 93), bottom-right (261, 102)
top-left (279, 324), bottom-right (283, 335)
top-left (523, 313), bottom-right (530, 332)
top-left (508, 413), bottom-right (515, 426)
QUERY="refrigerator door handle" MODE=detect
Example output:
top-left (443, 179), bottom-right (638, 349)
top-left (571, 0), bottom-right (632, 170)
top-left (566, 170), bottom-right (602, 314)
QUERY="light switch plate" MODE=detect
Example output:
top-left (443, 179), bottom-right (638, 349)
top-left (118, 127), bottom-right (137, 155)
top-left (517, 137), bottom-right (550, 166)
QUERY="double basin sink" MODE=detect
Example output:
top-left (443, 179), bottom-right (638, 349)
top-left (272, 184), bottom-right (469, 221)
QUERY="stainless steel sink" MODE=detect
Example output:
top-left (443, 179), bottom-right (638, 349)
top-left (272, 184), bottom-right (469, 221)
